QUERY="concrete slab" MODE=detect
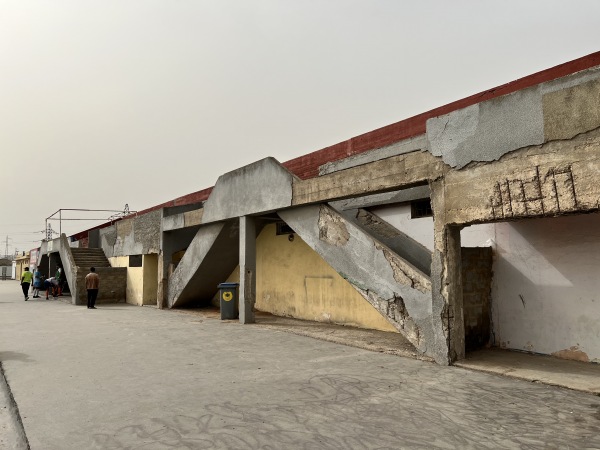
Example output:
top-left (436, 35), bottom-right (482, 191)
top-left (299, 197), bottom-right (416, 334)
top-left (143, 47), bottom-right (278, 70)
top-left (1, 280), bottom-right (600, 449)
top-left (456, 348), bottom-right (600, 395)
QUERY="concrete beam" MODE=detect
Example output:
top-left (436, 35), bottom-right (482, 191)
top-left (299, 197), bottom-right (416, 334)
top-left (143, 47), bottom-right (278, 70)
top-left (443, 127), bottom-right (600, 226)
top-left (162, 208), bottom-right (204, 232)
top-left (168, 223), bottom-right (229, 308)
top-left (338, 208), bottom-right (432, 276)
top-left (330, 185), bottom-right (431, 211)
top-left (319, 134), bottom-right (427, 175)
top-left (430, 179), bottom-right (464, 364)
top-left (202, 158), bottom-right (296, 223)
top-left (292, 151), bottom-right (444, 206)
top-left (239, 216), bottom-right (256, 324)
top-left (279, 204), bottom-right (434, 358)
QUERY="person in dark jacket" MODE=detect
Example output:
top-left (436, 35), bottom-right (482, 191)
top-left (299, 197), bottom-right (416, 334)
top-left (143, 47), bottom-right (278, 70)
top-left (85, 267), bottom-right (100, 309)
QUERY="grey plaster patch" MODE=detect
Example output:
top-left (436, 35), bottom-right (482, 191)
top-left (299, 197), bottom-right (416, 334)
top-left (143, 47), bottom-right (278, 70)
top-left (319, 134), bottom-right (427, 175)
top-left (426, 88), bottom-right (544, 169)
top-left (202, 157), bottom-right (296, 223)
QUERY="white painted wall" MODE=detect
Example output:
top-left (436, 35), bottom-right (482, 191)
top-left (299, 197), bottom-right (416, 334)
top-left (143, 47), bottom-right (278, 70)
top-left (370, 204), bottom-right (434, 250)
top-left (473, 214), bottom-right (600, 363)
top-left (369, 204), bottom-right (494, 251)
top-left (371, 203), bottom-right (600, 362)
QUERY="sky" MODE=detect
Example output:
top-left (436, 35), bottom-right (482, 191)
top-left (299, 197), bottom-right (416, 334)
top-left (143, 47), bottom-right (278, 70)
top-left (1, 0), bottom-right (599, 256)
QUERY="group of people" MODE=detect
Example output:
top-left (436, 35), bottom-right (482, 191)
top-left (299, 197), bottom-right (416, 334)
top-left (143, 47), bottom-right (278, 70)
top-left (20, 267), bottom-right (65, 301)
top-left (20, 266), bottom-right (100, 309)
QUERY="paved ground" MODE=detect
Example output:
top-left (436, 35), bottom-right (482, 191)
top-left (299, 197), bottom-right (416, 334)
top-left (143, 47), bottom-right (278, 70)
top-left (1, 280), bottom-right (600, 449)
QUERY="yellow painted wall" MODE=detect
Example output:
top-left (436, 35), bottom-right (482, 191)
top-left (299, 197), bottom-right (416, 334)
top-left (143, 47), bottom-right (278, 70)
top-left (142, 254), bottom-right (158, 305)
top-left (109, 256), bottom-right (144, 306)
top-left (247, 224), bottom-right (397, 332)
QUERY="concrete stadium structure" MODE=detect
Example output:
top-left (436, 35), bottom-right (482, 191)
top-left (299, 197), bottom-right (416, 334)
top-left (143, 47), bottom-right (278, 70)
top-left (38, 51), bottom-right (600, 365)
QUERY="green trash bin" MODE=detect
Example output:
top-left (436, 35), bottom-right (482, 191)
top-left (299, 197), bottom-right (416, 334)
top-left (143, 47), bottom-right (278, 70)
top-left (218, 282), bottom-right (239, 320)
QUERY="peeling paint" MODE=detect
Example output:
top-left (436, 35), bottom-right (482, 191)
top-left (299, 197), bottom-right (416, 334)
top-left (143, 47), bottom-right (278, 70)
top-left (355, 210), bottom-right (398, 239)
top-left (354, 286), bottom-right (422, 348)
top-left (375, 243), bottom-right (431, 293)
top-left (318, 205), bottom-right (350, 246)
top-left (552, 346), bottom-right (590, 362)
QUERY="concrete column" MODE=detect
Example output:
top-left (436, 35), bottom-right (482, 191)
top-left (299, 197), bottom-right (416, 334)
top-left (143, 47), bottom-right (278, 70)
top-left (239, 216), bottom-right (256, 324)
top-left (430, 178), bottom-right (465, 364)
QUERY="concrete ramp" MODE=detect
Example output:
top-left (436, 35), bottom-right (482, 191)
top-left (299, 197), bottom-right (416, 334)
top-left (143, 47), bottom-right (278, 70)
top-left (279, 204), bottom-right (434, 357)
top-left (168, 221), bottom-right (239, 308)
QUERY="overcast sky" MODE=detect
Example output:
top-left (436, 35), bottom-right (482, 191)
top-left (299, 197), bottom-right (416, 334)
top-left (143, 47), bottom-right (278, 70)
top-left (1, 1), bottom-right (599, 255)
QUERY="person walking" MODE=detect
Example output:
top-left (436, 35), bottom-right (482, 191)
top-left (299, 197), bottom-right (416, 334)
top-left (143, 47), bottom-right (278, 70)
top-left (20, 267), bottom-right (33, 301)
top-left (85, 267), bottom-right (100, 309)
top-left (32, 269), bottom-right (43, 298)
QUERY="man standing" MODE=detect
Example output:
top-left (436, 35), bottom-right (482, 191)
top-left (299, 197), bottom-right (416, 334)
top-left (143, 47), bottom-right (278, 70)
top-left (20, 267), bottom-right (33, 301)
top-left (85, 267), bottom-right (100, 309)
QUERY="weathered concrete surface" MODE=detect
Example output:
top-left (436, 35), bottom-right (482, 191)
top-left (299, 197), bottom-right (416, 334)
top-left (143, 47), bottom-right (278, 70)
top-left (100, 210), bottom-right (161, 257)
top-left (443, 127), bottom-right (600, 225)
top-left (1, 281), bottom-right (600, 449)
top-left (426, 65), bottom-right (600, 169)
top-left (202, 158), bottom-right (296, 223)
top-left (319, 134), bottom-right (427, 175)
top-left (330, 185), bottom-right (431, 211)
top-left (338, 208), bottom-right (432, 276)
top-left (293, 151), bottom-right (443, 205)
top-left (427, 89), bottom-right (544, 169)
top-left (168, 221), bottom-right (239, 308)
top-left (162, 208), bottom-right (204, 232)
top-left (239, 216), bottom-right (256, 324)
top-left (456, 349), bottom-right (600, 395)
top-left (430, 180), bottom-right (465, 364)
top-left (279, 205), bottom-right (434, 358)
top-left (543, 76), bottom-right (600, 141)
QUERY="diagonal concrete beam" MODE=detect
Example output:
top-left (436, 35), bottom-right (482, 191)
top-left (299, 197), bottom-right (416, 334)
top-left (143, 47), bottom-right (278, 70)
top-left (278, 204), bottom-right (437, 360)
top-left (168, 221), bottom-right (239, 309)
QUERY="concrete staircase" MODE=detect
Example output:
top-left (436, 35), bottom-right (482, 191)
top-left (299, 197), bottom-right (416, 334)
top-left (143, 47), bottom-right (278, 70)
top-left (70, 248), bottom-right (111, 269)
top-left (56, 240), bottom-right (126, 306)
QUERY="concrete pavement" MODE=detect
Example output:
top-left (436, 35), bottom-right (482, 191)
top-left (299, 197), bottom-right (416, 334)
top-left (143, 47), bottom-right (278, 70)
top-left (1, 280), bottom-right (600, 449)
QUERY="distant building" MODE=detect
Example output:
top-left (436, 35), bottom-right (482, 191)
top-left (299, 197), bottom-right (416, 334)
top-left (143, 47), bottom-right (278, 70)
top-left (0, 258), bottom-right (12, 280)
top-left (15, 252), bottom-right (30, 281)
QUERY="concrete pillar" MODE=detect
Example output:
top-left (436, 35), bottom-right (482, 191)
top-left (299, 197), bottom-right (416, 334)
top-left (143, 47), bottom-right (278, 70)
top-left (239, 216), bottom-right (256, 324)
top-left (430, 178), bottom-right (465, 364)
